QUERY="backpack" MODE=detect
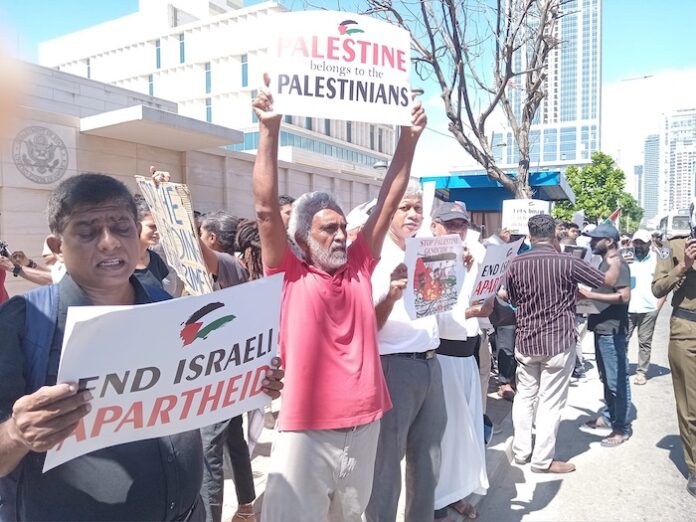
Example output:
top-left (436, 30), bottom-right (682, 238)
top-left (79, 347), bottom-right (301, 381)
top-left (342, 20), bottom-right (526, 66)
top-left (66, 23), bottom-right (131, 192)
top-left (0, 283), bottom-right (171, 522)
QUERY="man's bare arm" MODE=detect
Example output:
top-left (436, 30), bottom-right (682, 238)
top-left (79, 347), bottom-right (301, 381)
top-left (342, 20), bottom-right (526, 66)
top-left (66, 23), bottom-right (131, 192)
top-left (252, 75), bottom-right (287, 269)
top-left (362, 99), bottom-right (426, 258)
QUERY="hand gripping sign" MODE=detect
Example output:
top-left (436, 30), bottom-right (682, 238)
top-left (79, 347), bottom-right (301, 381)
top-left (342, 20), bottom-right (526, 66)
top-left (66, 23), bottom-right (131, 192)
top-left (43, 275), bottom-right (282, 472)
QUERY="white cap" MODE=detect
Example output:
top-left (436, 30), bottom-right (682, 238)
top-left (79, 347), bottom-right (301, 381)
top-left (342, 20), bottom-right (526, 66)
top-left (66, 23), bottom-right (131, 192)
top-left (632, 229), bottom-right (652, 243)
top-left (346, 198), bottom-right (377, 231)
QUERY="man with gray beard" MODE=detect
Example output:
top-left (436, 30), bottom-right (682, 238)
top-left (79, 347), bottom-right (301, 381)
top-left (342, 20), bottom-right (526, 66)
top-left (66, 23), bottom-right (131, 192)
top-left (251, 76), bottom-right (427, 522)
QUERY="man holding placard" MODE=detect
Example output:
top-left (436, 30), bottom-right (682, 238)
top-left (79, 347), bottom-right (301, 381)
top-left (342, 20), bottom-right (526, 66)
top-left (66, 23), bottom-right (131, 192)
top-left (0, 174), bottom-right (284, 521)
top-left (505, 214), bottom-right (620, 474)
top-left (251, 76), bottom-right (427, 521)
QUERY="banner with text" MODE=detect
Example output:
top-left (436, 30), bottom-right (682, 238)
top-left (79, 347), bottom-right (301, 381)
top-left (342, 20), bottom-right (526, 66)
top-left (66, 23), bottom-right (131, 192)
top-left (470, 239), bottom-right (524, 305)
top-left (44, 275), bottom-right (282, 472)
top-left (268, 11), bottom-right (412, 125)
top-left (501, 199), bottom-right (551, 235)
top-left (404, 235), bottom-right (464, 319)
top-left (136, 176), bottom-right (214, 295)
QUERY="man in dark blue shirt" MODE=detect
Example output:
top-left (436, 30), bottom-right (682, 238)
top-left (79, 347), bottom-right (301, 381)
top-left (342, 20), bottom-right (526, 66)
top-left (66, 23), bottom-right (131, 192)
top-left (0, 173), bottom-right (283, 521)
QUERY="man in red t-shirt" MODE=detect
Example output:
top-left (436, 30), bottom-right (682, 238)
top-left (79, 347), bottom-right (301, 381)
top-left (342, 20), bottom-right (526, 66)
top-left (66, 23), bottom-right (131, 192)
top-left (0, 269), bottom-right (8, 305)
top-left (252, 76), bottom-right (427, 521)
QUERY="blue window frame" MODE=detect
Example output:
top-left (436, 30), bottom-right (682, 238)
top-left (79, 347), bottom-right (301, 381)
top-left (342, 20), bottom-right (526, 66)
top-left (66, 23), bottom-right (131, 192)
top-left (241, 54), bottom-right (248, 87)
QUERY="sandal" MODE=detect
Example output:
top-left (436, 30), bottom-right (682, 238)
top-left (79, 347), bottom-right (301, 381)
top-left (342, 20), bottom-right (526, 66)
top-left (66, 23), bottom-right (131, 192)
top-left (601, 432), bottom-right (629, 447)
top-left (450, 499), bottom-right (478, 519)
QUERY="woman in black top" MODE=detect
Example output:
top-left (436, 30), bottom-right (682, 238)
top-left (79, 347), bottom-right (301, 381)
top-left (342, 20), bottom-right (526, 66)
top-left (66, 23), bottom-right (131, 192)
top-left (133, 194), bottom-right (169, 289)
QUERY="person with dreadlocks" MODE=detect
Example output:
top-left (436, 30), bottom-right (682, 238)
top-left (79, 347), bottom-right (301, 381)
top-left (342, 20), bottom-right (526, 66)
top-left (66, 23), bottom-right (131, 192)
top-left (236, 219), bottom-right (264, 282)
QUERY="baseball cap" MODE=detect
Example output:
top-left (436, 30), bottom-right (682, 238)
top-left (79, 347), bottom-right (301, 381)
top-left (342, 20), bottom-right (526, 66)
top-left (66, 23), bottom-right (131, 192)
top-left (583, 223), bottom-right (620, 242)
top-left (632, 230), bottom-right (652, 243)
top-left (432, 201), bottom-right (469, 222)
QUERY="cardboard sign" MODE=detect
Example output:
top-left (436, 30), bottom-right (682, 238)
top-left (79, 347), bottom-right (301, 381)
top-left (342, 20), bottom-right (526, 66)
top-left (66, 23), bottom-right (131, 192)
top-left (44, 275), bottom-right (283, 472)
top-left (404, 235), bottom-right (464, 319)
top-left (501, 199), bottom-right (551, 235)
top-left (267, 11), bottom-right (412, 125)
top-left (470, 239), bottom-right (524, 305)
top-left (136, 176), bottom-right (214, 295)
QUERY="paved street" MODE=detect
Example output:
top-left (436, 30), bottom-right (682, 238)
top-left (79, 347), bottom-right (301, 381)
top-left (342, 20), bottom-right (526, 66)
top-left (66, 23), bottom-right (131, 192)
top-left (478, 305), bottom-right (694, 521)
top-left (221, 305), bottom-right (694, 521)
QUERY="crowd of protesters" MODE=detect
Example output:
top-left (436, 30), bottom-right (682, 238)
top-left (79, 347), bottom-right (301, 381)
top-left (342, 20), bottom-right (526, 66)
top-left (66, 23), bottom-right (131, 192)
top-left (0, 81), bottom-right (693, 522)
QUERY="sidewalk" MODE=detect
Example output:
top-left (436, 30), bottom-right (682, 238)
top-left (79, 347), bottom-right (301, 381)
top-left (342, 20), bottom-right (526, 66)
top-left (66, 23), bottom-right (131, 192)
top-left (220, 372), bottom-right (516, 521)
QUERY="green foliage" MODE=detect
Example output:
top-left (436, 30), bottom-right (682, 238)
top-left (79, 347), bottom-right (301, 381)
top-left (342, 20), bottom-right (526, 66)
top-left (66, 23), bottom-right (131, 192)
top-left (553, 152), bottom-right (644, 233)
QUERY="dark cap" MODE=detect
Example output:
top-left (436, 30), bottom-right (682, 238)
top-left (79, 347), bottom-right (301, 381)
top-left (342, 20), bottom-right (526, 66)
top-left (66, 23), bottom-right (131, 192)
top-left (432, 201), bottom-right (470, 222)
top-left (583, 223), bottom-right (620, 242)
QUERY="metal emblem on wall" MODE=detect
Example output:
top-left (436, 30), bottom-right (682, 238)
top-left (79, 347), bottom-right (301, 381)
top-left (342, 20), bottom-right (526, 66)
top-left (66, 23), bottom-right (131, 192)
top-left (12, 126), bottom-right (69, 184)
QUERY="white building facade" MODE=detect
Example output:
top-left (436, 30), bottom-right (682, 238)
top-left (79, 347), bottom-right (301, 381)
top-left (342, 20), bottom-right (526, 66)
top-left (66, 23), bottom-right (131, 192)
top-left (659, 108), bottom-right (696, 215)
top-left (38, 0), bottom-right (394, 174)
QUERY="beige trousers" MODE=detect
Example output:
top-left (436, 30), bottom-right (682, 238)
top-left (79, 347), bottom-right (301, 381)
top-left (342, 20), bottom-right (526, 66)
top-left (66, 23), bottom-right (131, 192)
top-left (512, 347), bottom-right (575, 469)
top-left (261, 420), bottom-right (380, 522)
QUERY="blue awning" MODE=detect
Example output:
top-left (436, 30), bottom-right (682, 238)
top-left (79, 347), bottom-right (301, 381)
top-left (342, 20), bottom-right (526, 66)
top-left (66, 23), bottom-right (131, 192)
top-left (420, 170), bottom-right (575, 212)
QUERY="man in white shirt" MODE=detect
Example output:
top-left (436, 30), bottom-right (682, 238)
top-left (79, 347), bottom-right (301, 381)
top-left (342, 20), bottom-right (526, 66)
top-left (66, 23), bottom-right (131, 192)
top-left (628, 230), bottom-right (665, 385)
top-left (431, 202), bottom-right (489, 520)
top-left (367, 188), bottom-right (446, 522)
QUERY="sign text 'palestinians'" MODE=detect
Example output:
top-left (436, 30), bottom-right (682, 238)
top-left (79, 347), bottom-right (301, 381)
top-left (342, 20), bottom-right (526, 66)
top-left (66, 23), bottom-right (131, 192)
top-left (403, 235), bottom-right (464, 319)
top-left (470, 239), bottom-right (524, 305)
top-left (268, 11), bottom-right (412, 125)
top-left (43, 275), bottom-right (283, 472)
top-left (136, 176), bottom-right (214, 295)
top-left (501, 199), bottom-right (551, 236)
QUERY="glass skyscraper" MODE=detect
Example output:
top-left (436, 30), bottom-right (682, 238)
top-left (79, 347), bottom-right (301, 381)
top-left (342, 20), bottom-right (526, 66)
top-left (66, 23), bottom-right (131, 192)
top-left (642, 134), bottom-right (660, 219)
top-left (493, 0), bottom-right (601, 170)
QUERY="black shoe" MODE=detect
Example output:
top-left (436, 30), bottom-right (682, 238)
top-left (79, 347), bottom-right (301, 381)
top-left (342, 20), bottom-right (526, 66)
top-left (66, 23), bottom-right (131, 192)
top-left (688, 472), bottom-right (696, 498)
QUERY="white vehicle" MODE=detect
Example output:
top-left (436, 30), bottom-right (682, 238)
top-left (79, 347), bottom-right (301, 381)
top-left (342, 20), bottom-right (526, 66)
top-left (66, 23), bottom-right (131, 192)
top-left (658, 208), bottom-right (692, 239)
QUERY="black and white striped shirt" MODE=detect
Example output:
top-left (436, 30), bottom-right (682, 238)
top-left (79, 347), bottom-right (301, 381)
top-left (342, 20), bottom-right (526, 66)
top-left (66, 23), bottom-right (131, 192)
top-left (505, 244), bottom-right (605, 357)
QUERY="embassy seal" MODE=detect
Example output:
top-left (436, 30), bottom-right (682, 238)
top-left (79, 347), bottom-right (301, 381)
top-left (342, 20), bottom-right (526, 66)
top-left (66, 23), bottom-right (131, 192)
top-left (12, 126), bottom-right (69, 184)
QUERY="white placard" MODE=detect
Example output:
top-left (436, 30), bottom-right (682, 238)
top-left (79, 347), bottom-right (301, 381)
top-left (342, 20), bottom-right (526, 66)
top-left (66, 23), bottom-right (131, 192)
top-left (417, 181), bottom-right (437, 237)
top-left (470, 239), bottom-right (524, 305)
top-left (267, 11), bottom-right (412, 125)
top-left (44, 275), bottom-right (283, 472)
top-left (404, 235), bottom-right (464, 319)
top-left (501, 199), bottom-right (551, 235)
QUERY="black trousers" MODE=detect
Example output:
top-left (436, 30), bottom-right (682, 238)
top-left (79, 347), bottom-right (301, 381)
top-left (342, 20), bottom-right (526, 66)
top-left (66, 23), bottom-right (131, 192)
top-left (495, 325), bottom-right (517, 385)
top-left (200, 415), bottom-right (255, 522)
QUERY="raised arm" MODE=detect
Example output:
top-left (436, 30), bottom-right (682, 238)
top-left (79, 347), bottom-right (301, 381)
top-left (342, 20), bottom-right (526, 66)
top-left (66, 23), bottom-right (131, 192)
top-left (361, 99), bottom-right (427, 258)
top-left (252, 75), bottom-right (287, 269)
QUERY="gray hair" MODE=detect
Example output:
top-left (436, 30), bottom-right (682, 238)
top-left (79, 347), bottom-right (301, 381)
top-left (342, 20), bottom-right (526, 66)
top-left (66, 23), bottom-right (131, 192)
top-left (287, 191), bottom-right (344, 258)
top-left (403, 178), bottom-right (423, 199)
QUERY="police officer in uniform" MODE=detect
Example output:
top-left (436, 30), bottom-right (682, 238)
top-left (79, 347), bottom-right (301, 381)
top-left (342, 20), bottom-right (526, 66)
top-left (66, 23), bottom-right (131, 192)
top-left (652, 232), bottom-right (696, 498)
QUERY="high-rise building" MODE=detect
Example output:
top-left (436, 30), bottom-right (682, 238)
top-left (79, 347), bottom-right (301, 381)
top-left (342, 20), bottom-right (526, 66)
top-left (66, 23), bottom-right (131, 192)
top-left (491, 0), bottom-right (601, 171)
top-left (642, 134), bottom-right (660, 219)
top-left (38, 0), bottom-right (392, 175)
top-left (634, 165), bottom-right (643, 208)
top-left (660, 108), bottom-right (696, 215)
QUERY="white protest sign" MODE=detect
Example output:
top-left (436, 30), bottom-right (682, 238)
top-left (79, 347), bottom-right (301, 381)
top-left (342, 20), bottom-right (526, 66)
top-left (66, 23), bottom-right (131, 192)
top-left (470, 239), bottom-right (524, 305)
top-left (268, 11), bottom-right (412, 125)
top-left (44, 275), bottom-right (282, 472)
top-left (404, 234), bottom-right (464, 319)
top-left (136, 176), bottom-right (214, 295)
top-left (501, 199), bottom-right (551, 235)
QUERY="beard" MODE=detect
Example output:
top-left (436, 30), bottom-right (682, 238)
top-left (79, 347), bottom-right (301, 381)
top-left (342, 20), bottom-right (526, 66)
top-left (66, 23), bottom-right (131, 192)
top-left (591, 241), bottom-right (608, 256)
top-left (307, 235), bottom-right (348, 272)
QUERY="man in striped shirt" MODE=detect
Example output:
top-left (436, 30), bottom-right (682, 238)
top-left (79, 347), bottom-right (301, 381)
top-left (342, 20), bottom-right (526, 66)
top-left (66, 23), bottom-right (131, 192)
top-left (505, 214), bottom-right (621, 473)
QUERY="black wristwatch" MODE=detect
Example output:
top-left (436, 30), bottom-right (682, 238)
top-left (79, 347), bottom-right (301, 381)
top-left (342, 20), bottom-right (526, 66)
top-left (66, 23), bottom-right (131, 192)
top-left (12, 264), bottom-right (22, 277)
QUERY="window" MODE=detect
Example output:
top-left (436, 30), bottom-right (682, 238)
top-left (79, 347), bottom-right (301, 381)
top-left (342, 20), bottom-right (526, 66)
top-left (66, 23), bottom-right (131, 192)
top-left (305, 117), bottom-right (312, 131)
top-left (324, 119), bottom-right (331, 136)
top-left (370, 125), bottom-right (375, 149)
top-left (86, 58), bottom-right (91, 79)
top-left (206, 97), bottom-right (212, 123)
top-left (241, 54), bottom-right (248, 87)
top-left (378, 128), bottom-right (383, 152)
top-left (205, 62), bottom-right (211, 94)
top-left (284, 115), bottom-right (292, 124)
top-left (347, 121), bottom-right (352, 143)
top-left (156, 39), bottom-right (161, 69)
top-left (148, 74), bottom-right (154, 96)
top-left (179, 33), bottom-right (185, 64)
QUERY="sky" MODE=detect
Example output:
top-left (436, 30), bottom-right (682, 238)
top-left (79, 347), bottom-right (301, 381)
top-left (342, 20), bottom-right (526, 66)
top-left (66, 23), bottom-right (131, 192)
top-left (1, 0), bottom-right (695, 183)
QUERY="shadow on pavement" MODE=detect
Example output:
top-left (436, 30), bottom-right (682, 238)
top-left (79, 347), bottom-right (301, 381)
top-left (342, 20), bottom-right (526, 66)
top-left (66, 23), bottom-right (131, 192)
top-left (628, 362), bottom-right (671, 379)
top-left (656, 434), bottom-right (689, 478)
